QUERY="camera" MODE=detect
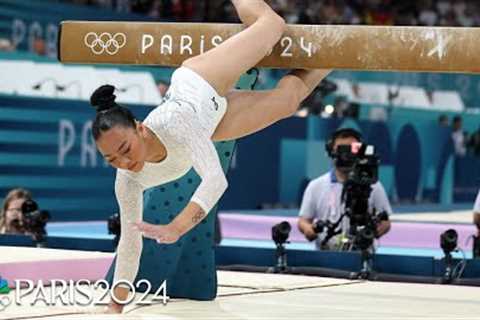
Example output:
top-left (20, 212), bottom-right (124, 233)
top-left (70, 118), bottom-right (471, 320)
top-left (270, 221), bottom-right (292, 273)
top-left (339, 143), bottom-right (379, 187)
top-left (271, 221), bottom-right (291, 245)
top-left (340, 143), bottom-right (384, 251)
top-left (312, 220), bottom-right (330, 234)
top-left (21, 199), bottom-right (50, 244)
top-left (312, 220), bottom-right (338, 237)
top-left (341, 144), bottom-right (379, 224)
top-left (440, 229), bottom-right (458, 255)
top-left (440, 229), bottom-right (459, 282)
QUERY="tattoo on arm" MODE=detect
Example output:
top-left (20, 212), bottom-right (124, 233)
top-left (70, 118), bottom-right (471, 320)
top-left (192, 209), bottom-right (206, 224)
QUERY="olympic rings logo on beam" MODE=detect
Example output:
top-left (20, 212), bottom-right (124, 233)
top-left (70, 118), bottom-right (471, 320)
top-left (84, 32), bottom-right (127, 55)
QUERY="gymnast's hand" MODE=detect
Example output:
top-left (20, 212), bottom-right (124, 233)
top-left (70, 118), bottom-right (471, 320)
top-left (104, 302), bottom-right (124, 314)
top-left (133, 221), bottom-right (181, 244)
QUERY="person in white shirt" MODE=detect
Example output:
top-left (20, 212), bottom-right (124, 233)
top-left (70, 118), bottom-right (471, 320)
top-left (88, 0), bottom-right (331, 313)
top-left (298, 128), bottom-right (392, 250)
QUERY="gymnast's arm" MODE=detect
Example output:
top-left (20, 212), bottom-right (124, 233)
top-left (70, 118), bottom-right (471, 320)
top-left (170, 126), bottom-right (228, 236)
top-left (109, 172), bottom-right (144, 312)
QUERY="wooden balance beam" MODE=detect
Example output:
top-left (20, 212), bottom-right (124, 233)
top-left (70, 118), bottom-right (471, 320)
top-left (58, 21), bottom-right (480, 73)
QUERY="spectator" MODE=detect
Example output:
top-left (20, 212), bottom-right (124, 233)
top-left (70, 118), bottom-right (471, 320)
top-left (0, 188), bottom-right (32, 235)
top-left (436, 0), bottom-right (451, 16)
top-left (394, 3), bottom-right (418, 25)
top-left (452, 115), bottom-right (467, 157)
top-left (33, 37), bottom-right (46, 56)
top-left (438, 114), bottom-right (449, 127)
top-left (337, 0), bottom-right (361, 24)
top-left (131, 0), bottom-right (153, 14)
top-left (171, 0), bottom-right (195, 21)
top-left (438, 9), bottom-right (459, 26)
top-left (147, 0), bottom-right (163, 19)
top-left (457, 1), bottom-right (475, 27)
top-left (62, 0), bottom-right (480, 27)
top-left (0, 38), bottom-right (14, 52)
top-left (364, 0), bottom-right (394, 25)
top-left (418, 1), bottom-right (438, 25)
top-left (295, 2), bottom-right (314, 25)
top-left (297, 128), bottom-right (392, 250)
top-left (214, 0), bottom-right (238, 23)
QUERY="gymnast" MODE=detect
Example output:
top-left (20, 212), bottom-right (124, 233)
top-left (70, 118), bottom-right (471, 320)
top-left (89, 0), bottom-right (330, 313)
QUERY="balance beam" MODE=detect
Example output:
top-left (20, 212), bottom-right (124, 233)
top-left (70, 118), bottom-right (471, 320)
top-left (58, 21), bottom-right (480, 73)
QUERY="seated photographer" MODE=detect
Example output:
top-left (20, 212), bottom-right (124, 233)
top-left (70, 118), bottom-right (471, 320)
top-left (297, 128), bottom-right (392, 251)
top-left (0, 188), bottom-right (32, 235)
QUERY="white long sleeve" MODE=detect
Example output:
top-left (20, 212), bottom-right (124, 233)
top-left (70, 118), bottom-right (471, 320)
top-left (176, 117), bottom-right (228, 213)
top-left (113, 172), bottom-right (144, 286)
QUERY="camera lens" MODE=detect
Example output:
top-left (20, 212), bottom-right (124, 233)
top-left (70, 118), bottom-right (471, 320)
top-left (271, 221), bottom-right (291, 245)
top-left (440, 229), bottom-right (458, 254)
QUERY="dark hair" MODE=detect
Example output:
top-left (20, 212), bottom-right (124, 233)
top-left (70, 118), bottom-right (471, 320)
top-left (452, 115), bottom-right (462, 123)
top-left (0, 188), bottom-right (32, 233)
top-left (90, 85), bottom-right (136, 140)
top-left (332, 128), bottom-right (362, 143)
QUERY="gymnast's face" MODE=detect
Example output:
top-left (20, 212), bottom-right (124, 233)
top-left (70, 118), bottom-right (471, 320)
top-left (96, 124), bottom-right (147, 172)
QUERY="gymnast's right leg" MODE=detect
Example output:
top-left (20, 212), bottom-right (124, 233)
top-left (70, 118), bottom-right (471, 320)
top-left (182, 0), bottom-right (285, 97)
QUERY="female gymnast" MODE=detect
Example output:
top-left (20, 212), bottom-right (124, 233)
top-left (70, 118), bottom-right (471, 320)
top-left (90, 0), bottom-right (331, 313)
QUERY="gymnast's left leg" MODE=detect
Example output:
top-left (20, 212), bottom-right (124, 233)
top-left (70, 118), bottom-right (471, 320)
top-left (212, 69), bottom-right (331, 141)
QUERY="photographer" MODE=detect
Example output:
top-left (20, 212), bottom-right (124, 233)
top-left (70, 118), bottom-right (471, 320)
top-left (297, 128), bottom-right (392, 250)
top-left (0, 188), bottom-right (32, 235)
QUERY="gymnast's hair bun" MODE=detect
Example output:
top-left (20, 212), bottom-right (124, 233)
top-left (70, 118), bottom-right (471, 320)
top-left (90, 85), bottom-right (117, 112)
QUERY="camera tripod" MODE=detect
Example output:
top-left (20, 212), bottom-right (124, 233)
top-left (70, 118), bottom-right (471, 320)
top-left (267, 242), bottom-right (291, 274)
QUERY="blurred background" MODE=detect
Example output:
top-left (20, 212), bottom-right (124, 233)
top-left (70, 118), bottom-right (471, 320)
top-left (0, 0), bottom-right (480, 276)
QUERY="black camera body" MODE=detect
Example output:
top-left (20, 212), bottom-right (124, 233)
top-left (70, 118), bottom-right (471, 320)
top-left (312, 220), bottom-right (331, 234)
top-left (21, 199), bottom-right (50, 243)
top-left (340, 143), bottom-right (383, 250)
top-left (315, 136), bottom-right (388, 255)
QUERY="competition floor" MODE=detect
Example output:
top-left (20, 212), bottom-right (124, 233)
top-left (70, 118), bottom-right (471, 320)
top-left (1, 247), bottom-right (480, 320)
top-left (1, 208), bottom-right (479, 319)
